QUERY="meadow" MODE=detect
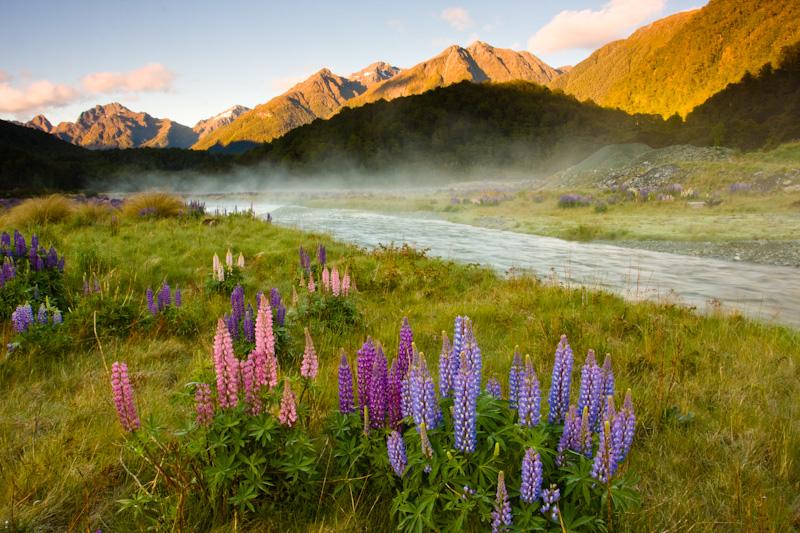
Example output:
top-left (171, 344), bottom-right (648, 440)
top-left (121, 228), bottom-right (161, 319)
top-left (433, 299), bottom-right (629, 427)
top-left (0, 193), bottom-right (798, 532)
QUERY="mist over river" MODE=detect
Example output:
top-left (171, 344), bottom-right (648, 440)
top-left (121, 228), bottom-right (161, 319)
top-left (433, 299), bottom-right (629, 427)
top-left (206, 200), bottom-right (800, 327)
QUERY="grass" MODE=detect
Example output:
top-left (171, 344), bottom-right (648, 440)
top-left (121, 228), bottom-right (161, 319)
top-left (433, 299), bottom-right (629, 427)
top-left (119, 191), bottom-right (186, 219)
top-left (0, 203), bottom-right (799, 531)
top-left (1, 194), bottom-right (75, 228)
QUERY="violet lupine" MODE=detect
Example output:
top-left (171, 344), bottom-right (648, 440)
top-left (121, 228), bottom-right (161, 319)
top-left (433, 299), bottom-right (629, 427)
top-left (368, 344), bottom-right (389, 429)
top-left (195, 383), bottom-right (214, 427)
top-left (601, 354), bottom-right (616, 401)
top-left (541, 484), bottom-right (561, 521)
top-left (92, 274), bottom-right (100, 292)
top-left (52, 308), bottom-right (62, 324)
top-left (213, 318), bottom-right (239, 409)
top-left (331, 265), bottom-right (340, 296)
top-left (491, 471), bottom-right (513, 533)
top-left (29, 246), bottom-right (40, 271)
top-left (576, 350), bottom-right (603, 432)
top-left (12, 303), bottom-right (34, 333)
top-left (356, 337), bottom-right (377, 410)
top-left (338, 349), bottom-right (355, 415)
top-left (486, 376), bottom-right (502, 398)
top-left (317, 244), bottom-right (326, 266)
top-left (36, 305), bottom-right (47, 325)
top-left (322, 266), bottom-right (330, 292)
top-left (387, 359), bottom-right (403, 430)
top-left (520, 447), bottom-right (544, 503)
top-left (278, 378), bottom-right (297, 427)
top-left (556, 405), bottom-right (579, 466)
top-left (301, 327), bottom-right (319, 379)
top-left (387, 430), bottom-right (407, 477)
top-left (438, 331), bottom-right (454, 399)
top-left (508, 346), bottom-right (523, 410)
top-left (409, 349), bottom-right (440, 431)
top-left (518, 355), bottom-right (541, 427)
top-left (270, 288), bottom-right (286, 327)
top-left (242, 307), bottom-right (255, 343)
top-left (401, 360), bottom-right (415, 420)
top-left (146, 287), bottom-right (157, 316)
top-left (398, 316), bottom-right (414, 377)
top-left (616, 389), bottom-right (636, 463)
top-left (159, 282), bottom-right (171, 310)
top-left (14, 231), bottom-right (25, 259)
top-left (591, 420), bottom-right (617, 484)
top-left (453, 352), bottom-right (479, 453)
top-left (2, 258), bottom-right (15, 282)
top-left (0, 231), bottom-right (9, 249)
top-left (547, 334), bottom-right (575, 424)
top-left (254, 294), bottom-right (278, 391)
top-left (229, 284), bottom-right (245, 340)
top-left (174, 287), bottom-right (182, 307)
top-left (111, 361), bottom-right (140, 432)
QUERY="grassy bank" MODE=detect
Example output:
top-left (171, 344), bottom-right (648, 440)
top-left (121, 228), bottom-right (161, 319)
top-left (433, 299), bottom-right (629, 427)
top-left (0, 204), bottom-right (798, 531)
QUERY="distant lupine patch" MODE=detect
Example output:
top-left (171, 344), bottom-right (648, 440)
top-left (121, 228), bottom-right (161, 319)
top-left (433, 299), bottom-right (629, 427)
top-left (138, 206), bottom-right (158, 217)
top-left (558, 194), bottom-right (591, 207)
top-left (729, 182), bottom-right (751, 193)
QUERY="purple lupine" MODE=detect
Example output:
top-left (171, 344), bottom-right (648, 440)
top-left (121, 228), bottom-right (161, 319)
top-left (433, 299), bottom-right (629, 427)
top-left (387, 430), bottom-right (407, 477)
top-left (486, 376), bottom-right (502, 398)
top-left (520, 448), bottom-right (543, 503)
top-left (30, 234), bottom-right (38, 251)
top-left (577, 406), bottom-right (593, 457)
top-left (14, 231), bottom-right (26, 259)
top-left (111, 361), bottom-right (140, 432)
top-left (453, 352), bottom-right (479, 453)
top-left (52, 308), bottom-right (62, 325)
top-left (338, 349), bottom-right (355, 415)
top-left (541, 484), bottom-right (561, 521)
top-left (591, 420), bottom-right (617, 484)
top-left (576, 350), bottom-right (603, 432)
top-left (29, 247), bottom-right (40, 271)
top-left (83, 274), bottom-right (91, 296)
top-left (93, 275), bottom-right (100, 293)
top-left (401, 360), bottom-right (415, 420)
top-left (2, 258), bottom-right (14, 281)
top-left (547, 335), bottom-right (574, 424)
top-left (356, 337), bottom-right (376, 410)
top-left (387, 359), bottom-right (403, 430)
top-left (508, 346), bottom-right (523, 410)
top-left (601, 354), bottom-right (615, 401)
top-left (195, 383), bottom-right (214, 427)
top-left (160, 282), bottom-right (171, 309)
top-left (270, 288), bottom-right (286, 327)
top-left (229, 284), bottom-right (245, 341)
top-left (556, 405), bottom-right (579, 466)
top-left (317, 244), bottom-right (326, 266)
top-left (518, 354), bottom-right (541, 427)
top-left (438, 331), bottom-right (454, 399)
top-left (36, 305), bottom-right (47, 325)
top-left (462, 317), bottom-right (482, 379)
top-left (368, 344), bottom-right (389, 429)
top-left (174, 287), bottom-right (182, 307)
top-left (491, 471), bottom-right (512, 533)
top-left (0, 231), bottom-right (9, 249)
top-left (452, 316), bottom-right (465, 358)
top-left (243, 307), bottom-right (255, 343)
top-left (11, 303), bottom-right (34, 333)
top-left (616, 390), bottom-right (636, 463)
top-left (398, 316), bottom-right (413, 377)
top-left (409, 349), bottom-right (440, 431)
top-left (146, 286), bottom-right (157, 316)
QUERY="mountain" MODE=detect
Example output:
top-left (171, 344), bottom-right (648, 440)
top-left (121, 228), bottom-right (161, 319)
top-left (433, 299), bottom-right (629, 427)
top-left (192, 105), bottom-right (250, 139)
top-left (25, 115), bottom-right (55, 133)
top-left (551, 0), bottom-right (800, 118)
top-left (192, 64), bottom-right (402, 150)
top-left (340, 41), bottom-right (559, 110)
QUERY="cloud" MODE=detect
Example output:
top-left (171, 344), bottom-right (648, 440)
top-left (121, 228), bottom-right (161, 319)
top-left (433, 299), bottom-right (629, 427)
top-left (0, 62), bottom-right (176, 117)
top-left (528, 0), bottom-right (664, 54)
top-left (82, 62), bottom-right (175, 93)
top-left (441, 7), bottom-right (472, 31)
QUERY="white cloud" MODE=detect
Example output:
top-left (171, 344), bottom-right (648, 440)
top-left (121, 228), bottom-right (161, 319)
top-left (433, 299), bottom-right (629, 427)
top-left (0, 71), bottom-right (10, 83)
top-left (83, 62), bottom-right (175, 93)
top-left (441, 7), bottom-right (472, 31)
top-left (528, 0), bottom-right (664, 54)
top-left (0, 80), bottom-right (80, 114)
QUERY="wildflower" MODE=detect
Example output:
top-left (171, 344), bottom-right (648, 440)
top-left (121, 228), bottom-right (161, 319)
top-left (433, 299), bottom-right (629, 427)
top-left (486, 376), bottom-right (502, 398)
top-left (237, 252), bottom-right (244, 268)
top-left (270, 288), bottom-right (286, 327)
top-left (518, 354), bottom-right (541, 427)
top-left (146, 286), bottom-right (157, 316)
top-left (387, 359), bottom-right (403, 430)
top-left (331, 264), bottom-right (341, 296)
top-left (410, 349), bottom-right (440, 431)
top-left (338, 349), bottom-right (355, 415)
top-left (398, 316), bottom-right (413, 377)
top-left (195, 383), bottom-right (214, 427)
top-left (387, 430), bottom-right (407, 477)
top-left (317, 244), bottom-right (326, 266)
top-left (300, 327), bottom-right (319, 379)
top-left (577, 349), bottom-right (603, 431)
top-left (461, 485), bottom-right (476, 500)
top-left (508, 346), bottom-right (523, 410)
top-left (368, 344), bottom-right (389, 429)
top-left (292, 285), bottom-right (299, 304)
top-left (111, 361), bottom-right (140, 432)
top-left (225, 249), bottom-right (233, 269)
top-left (341, 266), bottom-right (351, 295)
top-left (453, 352), bottom-right (479, 453)
top-left (356, 337), bottom-right (376, 410)
top-left (175, 287), bottom-right (182, 307)
top-left (278, 378), bottom-right (297, 427)
top-left (438, 331), bottom-right (454, 398)
top-left (322, 266), bottom-right (330, 292)
top-left (491, 471), bottom-right (513, 532)
top-left (541, 484), bottom-right (561, 521)
top-left (307, 276), bottom-right (315, 293)
top-left (11, 303), bottom-right (34, 333)
top-left (229, 284), bottom-right (245, 340)
top-left (36, 304), bottom-right (47, 325)
top-left (520, 448), bottom-right (543, 503)
top-left (547, 335), bottom-right (574, 424)
top-left (254, 294), bottom-right (277, 391)
top-left (591, 419), bottom-right (617, 484)
top-left (616, 389), bottom-right (636, 463)
top-left (213, 319), bottom-right (238, 409)
top-left (52, 308), bottom-right (62, 325)
top-left (601, 354), bottom-right (615, 401)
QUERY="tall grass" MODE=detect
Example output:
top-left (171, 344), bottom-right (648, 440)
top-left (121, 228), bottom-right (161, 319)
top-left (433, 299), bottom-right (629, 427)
top-left (1, 194), bottom-right (74, 227)
top-left (0, 214), bottom-right (798, 531)
top-left (119, 191), bottom-right (185, 219)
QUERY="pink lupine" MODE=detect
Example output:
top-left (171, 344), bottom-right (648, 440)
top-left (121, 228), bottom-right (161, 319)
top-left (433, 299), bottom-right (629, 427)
top-left (279, 378), bottom-right (297, 427)
top-left (195, 383), bottom-right (214, 427)
top-left (214, 318), bottom-right (239, 408)
top-left (253, 294), bottom-right (278, 390)
top-left (322, 266), bottom-right (330, 292)
top-left (331, 264), bottom-right (340, 296)
top-left (300, 327), bottom-right (319, 379)
top-left (241, 354), bottom-right (262, 416)
top-left (237, 252), bottom-right (245, 268)
top-left (341, 266), bottom-right (350, 296)
top-left (308, 276), bottom-right (315, 293)
top-left (225, 249), bottom-right (233, 268)
top-left (292, 285), bottom-right (299, 305)
top-left (299, 271), bottom-right (305, 288)
top-left (111, 361), bottom-right (140, 432)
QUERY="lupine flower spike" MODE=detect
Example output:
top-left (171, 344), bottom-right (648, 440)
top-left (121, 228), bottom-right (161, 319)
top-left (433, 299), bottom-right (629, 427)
top-left (195, 383), bottom-right (214, 427)
top-left (300, 327), bottom-right (319, 379)
top-left (508, 346), bottom-right (523, 410)
top-left (387, 430), bottom-right (407, 477)
top-left (338, 349), bottom-right (355, 414)
top-left (279, 378), bottom-right (297, 427)
top-left (547, 335), bottom-right (574, 424)
top-left (491, 471), bottom-right (513, 532)
top-left (541, 484), bottom-right (561, 521)
top-left (520, 447), bottom-right (543, 503)
top-left (111, 362), bottom-right (140, 432)
top-left (518, 354), bottom-right (541, 427)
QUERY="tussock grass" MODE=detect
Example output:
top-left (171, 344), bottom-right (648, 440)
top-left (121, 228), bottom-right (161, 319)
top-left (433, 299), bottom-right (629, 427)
top-left (0, 214), bottom-right (798, 531)
top-left (71, 200), bottom-right (116, 225)
top-left (1, 194), bottom-right (74, 227)
top-left (119, 191), bottom-right (185, 219)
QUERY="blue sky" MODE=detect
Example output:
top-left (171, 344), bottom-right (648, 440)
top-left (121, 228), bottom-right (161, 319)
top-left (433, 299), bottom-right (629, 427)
top-left (0, 0), bottom-right (704, 126)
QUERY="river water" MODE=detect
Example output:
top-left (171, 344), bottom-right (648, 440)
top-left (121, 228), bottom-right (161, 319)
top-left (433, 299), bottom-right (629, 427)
top-left (208, 201), bottom-right (800, 327)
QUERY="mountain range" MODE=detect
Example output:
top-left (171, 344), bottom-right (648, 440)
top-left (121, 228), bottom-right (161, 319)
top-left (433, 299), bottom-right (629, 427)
top-left (12, 0), bottom-right (800, 152)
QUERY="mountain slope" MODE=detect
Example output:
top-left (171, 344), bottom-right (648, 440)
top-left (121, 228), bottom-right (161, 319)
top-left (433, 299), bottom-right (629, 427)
top-left (549, 11), bottom-right (698, 104)
top-left (192, 105), bottom-right (250, 139)
top-left (192, 64), bottom-right (401, 150)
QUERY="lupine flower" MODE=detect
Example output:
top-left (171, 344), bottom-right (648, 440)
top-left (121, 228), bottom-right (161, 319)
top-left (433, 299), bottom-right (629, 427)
top-left (556, 405), bottom-right (579, 466)
top-left (254, 294), bottom-right (277, 391)
top-left (146, 286), bottom-right (157, 316)
top-left (409, 349), bottom-right (440, 431)
top-left (307, 276), bottom-right (315, 293)
top-left (12, 303), bottom-right (34, 333)
top-left (243, 308), bottom-right (255, 343)
top-left (92, 274), bottom-right (100, 292)
top-left (300, 327), bottom-right (319, 379)
top-left (329, 264), bottom-right (339, 296)
top-left (0, 231), bottom-right (9, 249)
top-left (111, 361), bottom-right (140, 432)
top-left (419, 421), bottom-right (433, 472)
top-left (520, 448), bottom-right (543, 503)
top-left (518, 355), bottom-right (541, 427)
top-left (229, 284), bottom-right (245, 340)
top-left (338, 349), bottom-right (355, 414)
top-left (398, 316), bottom-right (413, 377)
top-left (508, 346), bottom-right (523, 410)
top-left (175, 287), bottom-right (182, 307)
top-left (225, 249), bottom-right (233, 269)
top-left (491, 471), bottom-right (513, 533)
top-left (387, 430), bottom-right (407, 477)
top-left (213, 319), bottom-right (238, 409)
top-left (52, 308), bottom-right (62, 324)
top-left (547, 335), bottom-right (574, 424)
top-left (237, 253), bottom-right (244, 268)
top-left (401, 359), bottom-right (415, 420)
top-left (577, 350), bottom-right (603, 431)
top-left (270, 288), bottom-right (286, 327)
top-left (341, 266), bottom-right (350, 295)
top-left (617, 389), bottom-right (636, 462)
top-left (601, 354), bottom-right (615, 401)
top-left (368, 344), bottom-right (389, 429)
top-left (2, 257), bottom-right (15, 282)
top-left (438, 331), bottom-right (454, 398)
top-left (486, 376), bottom-right (502, 398)
top-left (591, 419), bottom-right (617, 484)
top-left (160, 282), bottom-right (171, 310)
top-left (36, 304), bottom-right (47, 325)
top-left (278, 378), bottom-right (297, 427)
top-left (541, 484), bottom-right (561, 521)
top-left (14, 231), bottom-right (26, 259)
top-left (322, 266), bottom-right (330, 292)
top-left (292, 285), bottom-right (298, 304)
top-left (317, 244), bottom-right (326, 266)
top-left (195, 383), bottom-right (214, 427)
top-left (453, 352), bottom-right (479, 453)
top-left (461, 485), bottom-right (476, 500)
top-left (356, 337), bottom-right (376, 410)
top-left (387, 359), bottom-right (403, 430)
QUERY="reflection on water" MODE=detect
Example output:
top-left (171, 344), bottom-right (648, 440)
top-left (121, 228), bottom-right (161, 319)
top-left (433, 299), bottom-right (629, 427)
top-left (208, 201), bottom-right (800, 327)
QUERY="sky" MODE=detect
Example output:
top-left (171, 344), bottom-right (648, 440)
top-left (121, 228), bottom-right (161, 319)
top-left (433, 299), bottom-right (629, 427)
top-left (0, 0), bottom-right (705, 127)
